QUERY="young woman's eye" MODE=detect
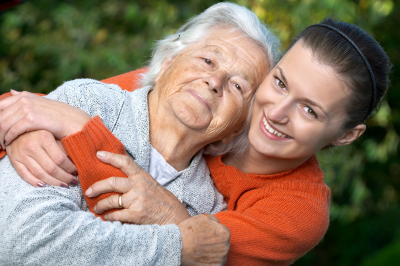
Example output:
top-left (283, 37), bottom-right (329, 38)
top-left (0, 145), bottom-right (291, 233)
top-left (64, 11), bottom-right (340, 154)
top-left (304, 106), bottom-right (318, 118)
top-left (274, 77), bottom-right (286, 91)
top-left (234, 83), bottom-right (242, 91)
top-left (204, 58), bottom-right (212, 65)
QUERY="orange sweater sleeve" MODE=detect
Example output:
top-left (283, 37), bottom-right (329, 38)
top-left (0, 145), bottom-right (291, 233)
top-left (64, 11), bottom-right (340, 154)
top-left (61, 116), bottom-right (128, 218)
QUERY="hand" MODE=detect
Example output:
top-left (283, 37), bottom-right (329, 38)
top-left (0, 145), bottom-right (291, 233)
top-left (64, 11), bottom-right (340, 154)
top-left (0, 90), bottom-right (91, 149)
top-left (6, 130), bottom-right (78, 188)
top-left (85, 151), bottom-right (191, 225)
top-left (179, 214), bottom-right (230, 266)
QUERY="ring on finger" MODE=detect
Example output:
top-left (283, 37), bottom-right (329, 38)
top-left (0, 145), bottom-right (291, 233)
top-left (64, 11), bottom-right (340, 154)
top-left (118, 194), bottom-right (123, 208)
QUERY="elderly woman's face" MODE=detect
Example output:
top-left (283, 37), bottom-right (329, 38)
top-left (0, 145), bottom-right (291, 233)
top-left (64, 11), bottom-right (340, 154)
top-left (154, 28), bottom-right (269, 143)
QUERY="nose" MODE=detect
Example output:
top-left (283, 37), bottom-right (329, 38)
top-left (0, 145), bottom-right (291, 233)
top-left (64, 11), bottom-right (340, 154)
top-left (203, 71), bottom-right (226, 97)
top-left (267, 98), bottom-right (290, 125)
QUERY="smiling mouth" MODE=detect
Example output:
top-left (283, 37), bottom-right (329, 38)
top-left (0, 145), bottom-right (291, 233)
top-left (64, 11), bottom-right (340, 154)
top-left (262, 117), bottom-right (292, 139)
top-left (185, 89), bottom-right (212, 112)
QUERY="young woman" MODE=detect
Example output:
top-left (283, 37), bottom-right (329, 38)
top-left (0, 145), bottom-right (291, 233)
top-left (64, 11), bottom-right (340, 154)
top-left (0, 18), bottom-right (391, 266)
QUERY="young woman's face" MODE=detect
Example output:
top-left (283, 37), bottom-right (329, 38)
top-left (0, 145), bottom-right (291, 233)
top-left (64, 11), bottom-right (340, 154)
top-left (249, 41), bottom-right (350, 160)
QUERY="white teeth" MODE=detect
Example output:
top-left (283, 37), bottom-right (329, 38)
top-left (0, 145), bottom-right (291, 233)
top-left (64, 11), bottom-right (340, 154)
top-left (262, 117), bottom-right (288, 138)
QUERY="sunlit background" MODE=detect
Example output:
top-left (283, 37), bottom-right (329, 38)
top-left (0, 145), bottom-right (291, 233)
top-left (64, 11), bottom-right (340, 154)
top-left (1, 0), bottom-right (399, 265)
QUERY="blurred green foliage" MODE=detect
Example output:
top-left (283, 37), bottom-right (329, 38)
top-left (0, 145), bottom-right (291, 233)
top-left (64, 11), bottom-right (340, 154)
top-left (0, 0), bottom-right (399, 265)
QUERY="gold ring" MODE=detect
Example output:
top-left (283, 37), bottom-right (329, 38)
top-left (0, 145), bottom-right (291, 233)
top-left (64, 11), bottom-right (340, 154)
top-left (118, 195), bottom-right (123, 208)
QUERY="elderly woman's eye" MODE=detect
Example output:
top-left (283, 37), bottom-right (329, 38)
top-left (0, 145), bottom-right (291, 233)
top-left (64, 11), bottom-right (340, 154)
top-left (204, 58), bottom-right (212, 65)
top-left (234, 83), bottom-right (242, 91)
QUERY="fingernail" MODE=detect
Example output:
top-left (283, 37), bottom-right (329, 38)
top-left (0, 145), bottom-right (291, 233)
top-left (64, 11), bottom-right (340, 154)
top-left (93, 206), bottom-right (97, 213)
top-left (60, 184), bottom-right (69, 189)
top-left (104, 215), bottom-right (108, 220)
top-left (97, 151), bottom-right (106, 158)
top-left (72, 171), bottom-right (78, 176)
top-left (85, 187), bottom-right (92, 196)
top-left (70, 179), bottom-right (78, 186)
top-left (10, 89), bottom-right (20, 94)
top-left (38, 182), bottom-right (46, 187)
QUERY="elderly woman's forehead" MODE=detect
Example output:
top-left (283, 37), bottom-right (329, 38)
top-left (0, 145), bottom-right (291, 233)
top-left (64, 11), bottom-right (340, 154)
top-left (206, 28), bottom-right (252, 43)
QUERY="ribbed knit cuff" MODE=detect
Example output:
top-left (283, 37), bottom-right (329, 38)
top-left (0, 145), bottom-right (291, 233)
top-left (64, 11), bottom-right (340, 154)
top-left (61, 116), bottom-right (128, 219)
top-left (61, 115), bottom-right (127, 169)
top-left (158, 224), bottom-right (182, 266)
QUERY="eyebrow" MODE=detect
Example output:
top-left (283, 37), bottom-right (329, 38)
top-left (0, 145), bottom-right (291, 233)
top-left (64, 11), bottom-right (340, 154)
top-left (276, 66), bottom-right (289, 88)
top-left (205, 46), bottom-right (225, 61)
top-left (277, 66), bottom-right (329, 118)
top-left (206, 45), bottom-right (251, 86)
top-left (212, 47), bottom-right (223, 57)
top-left (300, 98), bottom-right (329, 118)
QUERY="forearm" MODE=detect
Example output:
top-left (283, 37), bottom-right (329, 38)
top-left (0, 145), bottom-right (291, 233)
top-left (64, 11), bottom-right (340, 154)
top-left (0, 157), bottom-right (181, 266)
top-left (0, 68), bottom-right (145, 159)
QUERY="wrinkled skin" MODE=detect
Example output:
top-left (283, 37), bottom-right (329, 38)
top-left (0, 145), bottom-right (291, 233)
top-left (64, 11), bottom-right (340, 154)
top-left (87, 151), bottom-right (230, 266)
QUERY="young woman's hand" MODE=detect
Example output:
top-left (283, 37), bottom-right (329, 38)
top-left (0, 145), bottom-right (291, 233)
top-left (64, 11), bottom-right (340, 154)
top-left (85, 151), bottom-right (191, 225)
top-left (0, 90), bottom-right (91, 149)
top-left (6, 130), bottom-right (78, 188)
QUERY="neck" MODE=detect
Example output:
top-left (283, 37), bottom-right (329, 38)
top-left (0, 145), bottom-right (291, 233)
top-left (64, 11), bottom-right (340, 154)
top-left (148, 90), bottom-right (206, 171)
top-left (223, 146), bottom-right (312, 175)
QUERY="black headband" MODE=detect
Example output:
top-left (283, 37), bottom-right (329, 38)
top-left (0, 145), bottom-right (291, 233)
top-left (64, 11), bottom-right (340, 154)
top-left (308, 23), bottom-right (377, 121)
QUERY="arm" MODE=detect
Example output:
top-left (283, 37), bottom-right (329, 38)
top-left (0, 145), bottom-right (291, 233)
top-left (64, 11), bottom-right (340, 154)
top-left (79, 150), bottom-right (230, 265)
top-left (91, 152), bottom-right (330, 266)
top-left (0, 157), bottom-right (182, 266)
top-left (0, 73), bottom-right (141, 186)
top-left (91, 172), bottom-right (330, 266)
top-left (0, 68), bottom-right (146, 181)
top-left (0, 79), bottom-right (229, 265)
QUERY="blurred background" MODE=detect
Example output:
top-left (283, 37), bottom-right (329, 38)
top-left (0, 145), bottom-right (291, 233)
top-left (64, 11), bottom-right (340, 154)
top-left (0, 0), bottom-right (399, 265)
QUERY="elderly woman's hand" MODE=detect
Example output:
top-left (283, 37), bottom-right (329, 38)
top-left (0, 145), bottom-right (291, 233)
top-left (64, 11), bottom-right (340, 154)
top-left (179, 214), bottom-right (230, 266)
top-left (86, 151), bottom-right (230, 265)
top-left (6, 130), bottom-right (78, 187)
top-left (0, 90), bottom-right (91, 149)
top-left (85, 151), bottom-right (191, 225)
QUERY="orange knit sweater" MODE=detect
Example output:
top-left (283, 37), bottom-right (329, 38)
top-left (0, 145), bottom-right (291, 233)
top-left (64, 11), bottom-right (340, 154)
top-left (208, 155), bottom-right (330, 265)
top-left (0, 69), bottom-right (331, 265)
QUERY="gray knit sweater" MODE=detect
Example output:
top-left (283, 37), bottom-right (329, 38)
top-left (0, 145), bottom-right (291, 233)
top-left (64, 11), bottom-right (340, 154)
top-left (0, 79), bottom-right (226, 266)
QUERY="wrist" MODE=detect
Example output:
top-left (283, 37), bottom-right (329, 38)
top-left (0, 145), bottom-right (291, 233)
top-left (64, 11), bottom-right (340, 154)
top-left (65, 113), bottom-right (91, 137)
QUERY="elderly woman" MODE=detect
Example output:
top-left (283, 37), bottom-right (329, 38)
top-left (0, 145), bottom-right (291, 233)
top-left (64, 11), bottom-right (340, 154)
top-left (0, 3), bottom-right (281, 266)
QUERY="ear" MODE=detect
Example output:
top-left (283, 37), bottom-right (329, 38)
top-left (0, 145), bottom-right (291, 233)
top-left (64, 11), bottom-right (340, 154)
top-left (334, 124), bottom-right (366, 146)
top-left (154, 56), bottom-right (175, 84)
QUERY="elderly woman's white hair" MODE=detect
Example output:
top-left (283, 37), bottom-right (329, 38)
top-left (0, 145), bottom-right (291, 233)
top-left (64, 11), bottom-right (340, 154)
top-left (141, 2), bottom-right (282, 156)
